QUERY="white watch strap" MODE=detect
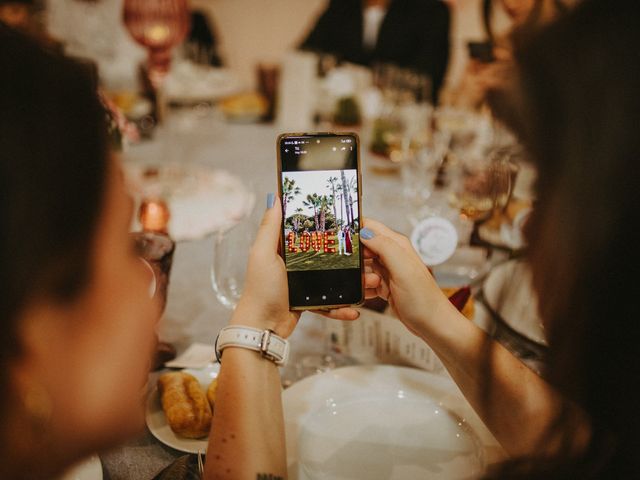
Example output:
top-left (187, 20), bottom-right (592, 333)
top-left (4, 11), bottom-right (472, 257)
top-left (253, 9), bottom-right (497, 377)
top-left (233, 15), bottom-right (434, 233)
top-left (215, 326), bottom-right (289, 366)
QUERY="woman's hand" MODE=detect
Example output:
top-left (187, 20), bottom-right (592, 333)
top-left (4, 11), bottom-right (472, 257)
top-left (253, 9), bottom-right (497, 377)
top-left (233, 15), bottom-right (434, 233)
top-left (360, 219), bottom-right (456, 337)
top-left (361, 219), bottom-right (588, 460)
top-left (454, 47), bottom-right (514, 109)
top-left (232, 194), bottom-right (381, 338)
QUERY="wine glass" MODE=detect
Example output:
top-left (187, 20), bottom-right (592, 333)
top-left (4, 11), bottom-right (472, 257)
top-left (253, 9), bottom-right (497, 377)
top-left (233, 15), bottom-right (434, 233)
top-left (397, 106), bottom-right (449, 208)
top-left (434, 107), bottom-right (493, 165)
top-left (122, 0), bottom-right (190, 90)
top-left (209, 193), bottom-right (258, 309)
top-left (450, 147), bottom-right (518, 222)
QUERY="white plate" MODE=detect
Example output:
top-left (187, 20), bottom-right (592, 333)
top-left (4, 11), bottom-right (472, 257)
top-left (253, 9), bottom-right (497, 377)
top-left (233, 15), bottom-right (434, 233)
top-left (284, 365), bottom-right (503, 480)
top-left (146, 363), bottom-right (220, 453)
top-left (60, 455), bottom-right (102, 480)
top-left (125, 162), bottom-right (255, 242)
top-left (164, 63), bottom-right (242, 103)
top-left (481, 260), bottom-right (546, 345)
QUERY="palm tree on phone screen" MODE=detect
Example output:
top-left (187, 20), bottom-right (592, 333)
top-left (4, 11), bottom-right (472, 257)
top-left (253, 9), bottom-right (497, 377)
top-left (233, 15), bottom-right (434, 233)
top-left (347, 175), bottom-right (358, 229)
top-left (282, 177), bottom-right (301, 219)
top-left (303, 193), bottom-right (321, 231)
top-left (327, 176), bottom-right (339, 225)
top-left (340, 171), bottom-right (352, 227)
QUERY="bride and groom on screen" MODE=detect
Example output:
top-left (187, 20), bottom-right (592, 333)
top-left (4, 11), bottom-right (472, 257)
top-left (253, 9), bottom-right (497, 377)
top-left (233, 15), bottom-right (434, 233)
top-left (336, 226), bottom-right (353, 256)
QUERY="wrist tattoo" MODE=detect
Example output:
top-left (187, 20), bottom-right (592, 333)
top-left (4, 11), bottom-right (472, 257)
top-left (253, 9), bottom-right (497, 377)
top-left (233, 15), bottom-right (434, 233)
top-left (256, 474), bottom-right (283, 480)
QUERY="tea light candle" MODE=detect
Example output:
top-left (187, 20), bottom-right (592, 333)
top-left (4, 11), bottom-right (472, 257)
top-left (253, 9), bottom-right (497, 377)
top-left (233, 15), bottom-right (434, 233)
top-left (139, 198), bottom-right (170, 234)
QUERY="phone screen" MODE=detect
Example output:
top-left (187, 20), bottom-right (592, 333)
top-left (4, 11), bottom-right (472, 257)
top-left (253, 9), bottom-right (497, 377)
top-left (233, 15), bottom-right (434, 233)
top-left (277, 133), bottom-right (363, 309)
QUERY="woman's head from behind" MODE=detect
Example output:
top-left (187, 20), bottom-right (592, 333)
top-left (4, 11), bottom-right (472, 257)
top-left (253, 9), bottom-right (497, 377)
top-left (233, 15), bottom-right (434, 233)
top-left (0, 26), bottom-right (157, 477)
top-left (497, 0), bottom-right (640, 475)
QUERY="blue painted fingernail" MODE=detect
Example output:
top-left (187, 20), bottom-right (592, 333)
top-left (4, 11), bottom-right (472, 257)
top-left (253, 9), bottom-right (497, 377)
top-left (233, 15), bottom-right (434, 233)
top-left (360, 227), bottom-right (375, 240)
top-left (266, 192), bottom-right (275, 209)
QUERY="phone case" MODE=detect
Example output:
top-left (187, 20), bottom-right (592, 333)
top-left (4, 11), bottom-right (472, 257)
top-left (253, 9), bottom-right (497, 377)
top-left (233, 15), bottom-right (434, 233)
top-left (277, 132), bottom-right (365, 310)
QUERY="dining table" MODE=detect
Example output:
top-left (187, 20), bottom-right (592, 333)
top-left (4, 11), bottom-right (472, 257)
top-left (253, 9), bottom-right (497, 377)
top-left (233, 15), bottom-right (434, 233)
top-left (100, 118), bottom-right (518, 479)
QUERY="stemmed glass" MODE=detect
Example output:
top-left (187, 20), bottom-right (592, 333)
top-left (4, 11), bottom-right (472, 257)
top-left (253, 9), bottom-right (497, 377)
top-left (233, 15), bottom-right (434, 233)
top-left (450, 147), bottom-right (518, 223)
top-left (397, 106), bottom-right (449, 206)
top-left (373, 63), bottom-right (432, 105)
top-left (209, 193), bottom-right (258, 309)
top-left (122, 0), bottom-right (190, 90)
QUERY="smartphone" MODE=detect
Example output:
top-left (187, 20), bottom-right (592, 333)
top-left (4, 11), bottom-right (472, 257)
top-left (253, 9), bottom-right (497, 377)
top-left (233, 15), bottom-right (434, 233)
top-left (467, 41), bottom-right (495, 63)
top-left (277, 132), bottom-right (364, 310)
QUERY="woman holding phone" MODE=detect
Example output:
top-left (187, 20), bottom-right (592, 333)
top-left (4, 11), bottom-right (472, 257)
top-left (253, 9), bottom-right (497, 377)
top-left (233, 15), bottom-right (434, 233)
top-left (210, 0), bottom-right (639, 477)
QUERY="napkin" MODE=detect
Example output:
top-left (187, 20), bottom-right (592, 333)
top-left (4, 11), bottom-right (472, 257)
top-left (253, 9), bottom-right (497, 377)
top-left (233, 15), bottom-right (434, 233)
top-left (448, 286), bottom-right (471, 312)
top-left (164, 343), bottom-right (216, 369)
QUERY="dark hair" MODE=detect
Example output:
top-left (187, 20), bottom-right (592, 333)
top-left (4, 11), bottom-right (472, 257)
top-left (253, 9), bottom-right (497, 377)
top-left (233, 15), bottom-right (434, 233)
top-left (0, 25), bottom-right (108, 408)
top-left (489, 0), bottom-right (640, 477)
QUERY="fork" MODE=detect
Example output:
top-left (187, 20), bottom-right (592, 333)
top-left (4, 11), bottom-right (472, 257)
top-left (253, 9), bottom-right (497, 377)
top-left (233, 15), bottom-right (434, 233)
top-left (197, 449), bottom-right (204, 476)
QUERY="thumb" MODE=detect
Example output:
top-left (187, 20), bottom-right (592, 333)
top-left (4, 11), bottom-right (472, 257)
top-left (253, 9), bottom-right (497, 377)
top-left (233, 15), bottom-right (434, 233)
top-left (252, 193), bottom-right (282, 255)
top-left (360, 227), bottom-right (412, 274)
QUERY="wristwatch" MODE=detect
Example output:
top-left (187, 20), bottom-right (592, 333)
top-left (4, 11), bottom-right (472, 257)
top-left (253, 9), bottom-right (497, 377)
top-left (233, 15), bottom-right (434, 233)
top-left (214, 325), bottom-right (289, 366)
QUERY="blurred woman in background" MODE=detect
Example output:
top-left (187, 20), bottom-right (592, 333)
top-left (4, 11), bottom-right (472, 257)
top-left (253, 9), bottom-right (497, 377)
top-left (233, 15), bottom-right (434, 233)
top-left (445, 0), bottom-right (574, 110)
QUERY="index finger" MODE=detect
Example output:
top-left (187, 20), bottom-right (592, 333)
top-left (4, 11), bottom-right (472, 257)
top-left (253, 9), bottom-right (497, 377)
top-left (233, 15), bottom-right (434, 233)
top-left (362, 218), bottom-right (408, 245)
top-left (362, 218), bottom-right (423, 264)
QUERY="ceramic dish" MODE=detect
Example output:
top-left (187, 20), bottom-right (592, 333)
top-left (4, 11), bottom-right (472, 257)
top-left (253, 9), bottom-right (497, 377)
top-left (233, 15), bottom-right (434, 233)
top-left (146, 364), bottom-right (219, 453)
top-left (284, 365), bottom-right (503, 479)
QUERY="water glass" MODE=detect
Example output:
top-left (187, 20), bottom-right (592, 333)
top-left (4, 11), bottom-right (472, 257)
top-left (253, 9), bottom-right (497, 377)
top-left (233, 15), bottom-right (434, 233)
top-left (130, 231), bottom-right (175, 314)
